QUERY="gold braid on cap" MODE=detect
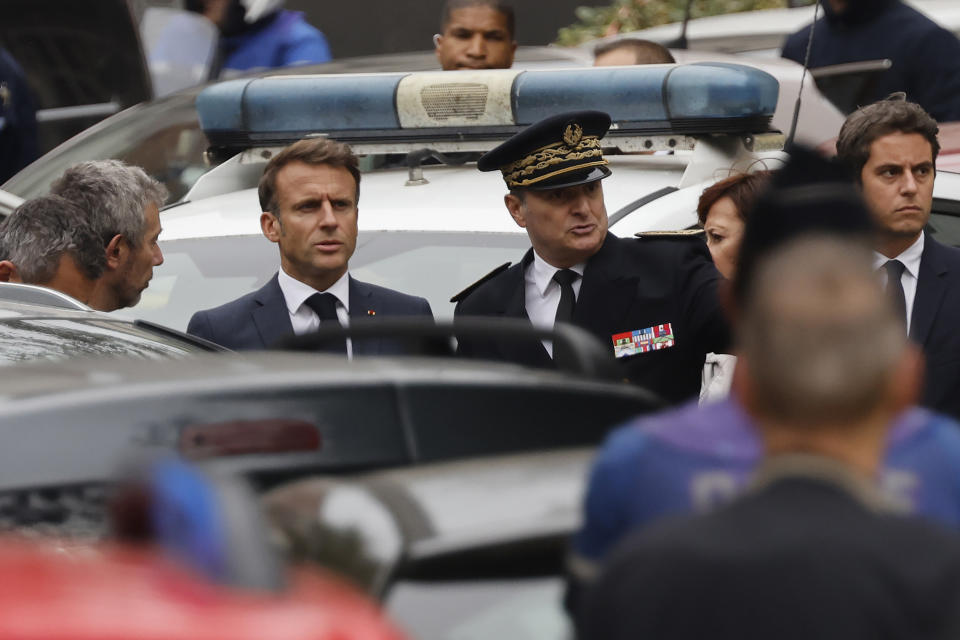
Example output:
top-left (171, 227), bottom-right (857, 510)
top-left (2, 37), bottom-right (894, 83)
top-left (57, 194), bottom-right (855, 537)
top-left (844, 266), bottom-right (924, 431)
top-left (501, 135), bottom-right (608, 188)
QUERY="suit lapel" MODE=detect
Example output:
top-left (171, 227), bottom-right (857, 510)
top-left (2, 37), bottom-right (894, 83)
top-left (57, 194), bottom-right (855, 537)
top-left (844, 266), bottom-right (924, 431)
top-left (573, 234), bottom-right (632, 345)
top-left (348, 276), bottom-right (380, 355)
top-left (252, 274), bottom-right (295, 348)
top-left (497, 250), bottom-right (553, 367)
top-left (910, 233), bottom-right (950, 347)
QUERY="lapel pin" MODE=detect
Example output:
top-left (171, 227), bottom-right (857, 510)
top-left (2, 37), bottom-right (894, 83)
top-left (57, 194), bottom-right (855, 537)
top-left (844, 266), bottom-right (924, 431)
top-left (367, 310), bottom-right (376, 316)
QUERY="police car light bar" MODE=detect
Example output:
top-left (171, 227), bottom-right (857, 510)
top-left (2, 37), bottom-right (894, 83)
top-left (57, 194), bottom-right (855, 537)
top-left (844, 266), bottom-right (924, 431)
top-left (197, 63), bottom-right (779, 151)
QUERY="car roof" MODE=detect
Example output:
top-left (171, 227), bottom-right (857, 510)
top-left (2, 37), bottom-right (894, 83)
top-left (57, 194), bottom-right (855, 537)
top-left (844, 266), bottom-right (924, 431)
top-left (262, 447), bottom-right (592, 591)
top-left (0, 351), bottom-right (655, 491)
top-left (361, 447), bottom-right (591, 559)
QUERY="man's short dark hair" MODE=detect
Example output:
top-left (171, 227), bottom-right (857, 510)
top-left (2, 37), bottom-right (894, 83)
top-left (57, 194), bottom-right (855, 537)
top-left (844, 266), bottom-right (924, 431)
top-left (0, 195), bottom-right (106, 282)
top-left (440, 0), bottom-right (515, 40)
top-left (258, 138), bottom-right (361, 214)
top-left (836, 93), bottom-right (941, 182)
top-left (593, 38), bottom-right (675, 65)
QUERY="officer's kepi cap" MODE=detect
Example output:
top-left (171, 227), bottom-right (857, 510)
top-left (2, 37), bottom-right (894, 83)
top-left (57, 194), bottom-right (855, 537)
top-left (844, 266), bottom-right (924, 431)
top-left (478, 110), bottom-right (612, 190)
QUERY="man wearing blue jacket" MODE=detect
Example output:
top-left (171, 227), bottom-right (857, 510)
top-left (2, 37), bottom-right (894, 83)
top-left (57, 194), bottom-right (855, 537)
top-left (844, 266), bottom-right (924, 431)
top-left (187, 0), bottom-right (332, 74)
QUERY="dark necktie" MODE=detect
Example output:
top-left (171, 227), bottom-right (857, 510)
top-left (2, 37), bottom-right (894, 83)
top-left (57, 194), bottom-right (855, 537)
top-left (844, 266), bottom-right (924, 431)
top-left (884, 259), bottom-right (908, 331)
top-left (304, 292), bottom-right (347, 355)
top-left (553, 269), bottom-right (579, 326)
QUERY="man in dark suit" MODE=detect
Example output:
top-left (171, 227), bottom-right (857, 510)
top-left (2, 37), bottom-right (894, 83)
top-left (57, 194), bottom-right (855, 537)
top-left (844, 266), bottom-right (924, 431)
top-left (454, 110), bottom-right (728, 404)
top-left (836, 94), bottom-right (960, 420)
top-left (579, 237), bottom-right (960, 640)
top-left (188, 137), bottom-right (432, 352)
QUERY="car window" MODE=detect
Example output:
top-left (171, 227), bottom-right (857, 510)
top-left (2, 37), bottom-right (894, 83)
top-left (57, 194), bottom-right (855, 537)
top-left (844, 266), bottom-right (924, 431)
top-left (0, 318), bottom-right (200, 364)
top-left (387, 577), bottom-right (571, 640)
top-left (129, 232), bottom-right (529, 331)
top-left (2, 94), bottom-right (207, 204)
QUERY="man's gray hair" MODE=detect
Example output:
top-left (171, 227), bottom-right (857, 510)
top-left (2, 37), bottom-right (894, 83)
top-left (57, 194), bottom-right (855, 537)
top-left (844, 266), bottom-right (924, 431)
top-left (738, 236), bottom-right (906, 425)
top-left (0, 195), bottom-right (107, 282)
top-left (50, 160), bottom-right (167, 248)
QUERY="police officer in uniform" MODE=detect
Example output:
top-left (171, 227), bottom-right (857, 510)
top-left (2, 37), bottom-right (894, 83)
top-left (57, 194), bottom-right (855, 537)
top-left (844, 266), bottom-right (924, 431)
top-left (454, 110), bottom-right (729, 404)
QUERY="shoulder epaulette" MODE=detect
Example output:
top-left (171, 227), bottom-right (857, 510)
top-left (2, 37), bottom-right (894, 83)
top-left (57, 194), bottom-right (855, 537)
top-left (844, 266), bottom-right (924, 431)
top-left (450, 262), bottom-right (512, 303)
top-left (634, 228), bottom-right (705, 239)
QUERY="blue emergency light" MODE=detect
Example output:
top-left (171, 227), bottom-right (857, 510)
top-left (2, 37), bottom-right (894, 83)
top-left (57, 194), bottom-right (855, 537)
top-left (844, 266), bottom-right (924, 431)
top-left (197, 63), bottom-right (779, 150)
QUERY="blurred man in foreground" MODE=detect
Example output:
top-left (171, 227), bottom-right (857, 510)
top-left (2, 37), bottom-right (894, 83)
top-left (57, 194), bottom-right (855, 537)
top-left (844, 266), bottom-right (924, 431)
top-left (836, 94), bottom-right (960, 420)
top-left (593, 38), bottom-right (675, 67)
top-left (50, 160), bottom-right (167, 312)
top-left (0, 196), bottom-right (105, 305)
top-left (579, 236), bottom-right (960, 640)
top-left (566, 146), bottom-right (960, 616)
top-left (435, 0), bottom-right (516, 70)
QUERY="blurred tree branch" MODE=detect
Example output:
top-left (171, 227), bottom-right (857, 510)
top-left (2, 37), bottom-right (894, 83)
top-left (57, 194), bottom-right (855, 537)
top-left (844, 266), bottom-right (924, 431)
top-left (556, 0), bottom-right (817, 46)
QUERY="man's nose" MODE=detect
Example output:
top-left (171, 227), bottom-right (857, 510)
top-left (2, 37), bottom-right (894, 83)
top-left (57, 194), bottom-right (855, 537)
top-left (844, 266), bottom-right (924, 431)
top-left (316, 201), bottom-right (338, 227)
top-left (466, 34), bottom-right (487, 57)
top-left (901, 170), bottom-right (919, 194)
top-left (153, 244), bottom-right (164, 267)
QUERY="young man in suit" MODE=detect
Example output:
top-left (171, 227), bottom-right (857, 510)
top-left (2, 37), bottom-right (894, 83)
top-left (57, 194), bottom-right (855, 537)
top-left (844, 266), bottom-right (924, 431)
top-left (187, 137), bottom-right (432, 353)
top-left (454, 110), bottom-right (729, 403)
top-left (836, 94), bottom-right (960, 420)
top-left (579, 236), bottom-right (960, 640)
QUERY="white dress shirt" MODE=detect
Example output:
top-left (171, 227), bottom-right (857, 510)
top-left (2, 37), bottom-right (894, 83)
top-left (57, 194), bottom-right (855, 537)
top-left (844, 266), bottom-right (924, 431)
top-left (874, 233), bottom-right (923, 335)
top-left (525, 251), bottom-right (586, 358)
top-left (277, 267), bottom-right (352, 357)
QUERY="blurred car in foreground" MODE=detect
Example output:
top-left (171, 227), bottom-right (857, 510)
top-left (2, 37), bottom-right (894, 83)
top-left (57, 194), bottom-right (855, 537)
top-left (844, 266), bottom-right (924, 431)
top-left (0, 282), bottom-right (218, 364)
top-left (264, 447), bottom-right (593, 640)
top-left (0, 322), bottom-right (657, 529)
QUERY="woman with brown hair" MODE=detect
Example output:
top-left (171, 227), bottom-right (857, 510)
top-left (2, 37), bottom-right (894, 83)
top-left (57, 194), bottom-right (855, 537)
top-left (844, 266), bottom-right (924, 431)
top-left (697, 171), bottom-right (772, 281)
top-left (697, 170), bottom-right (771, 402)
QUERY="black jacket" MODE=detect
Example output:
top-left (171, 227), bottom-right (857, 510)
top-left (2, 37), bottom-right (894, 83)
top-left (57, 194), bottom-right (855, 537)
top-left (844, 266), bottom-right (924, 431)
top-left (455, 233), bottom-right (729, 404)
top-left (782, 0), bottom-right (960, 122)
top-left (911, 233), bottom-right (960, 420)
top-left (580, 467), bottom-right (960, 640)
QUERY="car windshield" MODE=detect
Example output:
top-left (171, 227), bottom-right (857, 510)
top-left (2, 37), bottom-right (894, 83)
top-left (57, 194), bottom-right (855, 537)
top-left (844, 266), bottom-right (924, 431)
top-left (387, 577), bottom-right (571, 640)
top-left (126, 231), bottom-right (530, 331)
top-left (0, 317), bottom-right (202, 363)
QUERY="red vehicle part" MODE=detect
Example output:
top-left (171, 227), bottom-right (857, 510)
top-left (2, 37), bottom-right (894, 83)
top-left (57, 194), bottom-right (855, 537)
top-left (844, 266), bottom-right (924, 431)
top-left (0, 539), bottom-right (407, 640)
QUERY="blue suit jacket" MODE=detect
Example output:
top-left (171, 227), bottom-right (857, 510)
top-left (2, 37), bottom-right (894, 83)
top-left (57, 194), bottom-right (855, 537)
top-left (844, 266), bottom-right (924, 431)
top-left (912, 234), bottom-right (960, 420)
top-left (186, 273), bottom-right (432, 353)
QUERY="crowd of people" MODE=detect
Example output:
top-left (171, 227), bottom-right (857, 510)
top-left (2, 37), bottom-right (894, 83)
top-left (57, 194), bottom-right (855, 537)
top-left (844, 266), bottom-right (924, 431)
top-left (3, 0), bottom-right (960, 636)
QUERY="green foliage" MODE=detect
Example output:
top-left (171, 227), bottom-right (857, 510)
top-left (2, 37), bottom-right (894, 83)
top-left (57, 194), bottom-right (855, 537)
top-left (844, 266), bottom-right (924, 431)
top-left (556, 0), bottom-right (816, 46)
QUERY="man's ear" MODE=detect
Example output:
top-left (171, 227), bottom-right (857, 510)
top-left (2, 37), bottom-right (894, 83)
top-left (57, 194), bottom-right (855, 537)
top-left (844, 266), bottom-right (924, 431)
top-left (261, 211), bottom-right (281, 243)
top-left (0, 260), bottom-right (20, 283)
top-left (104, 234), bottom-right (126, 270)
top-left (505, 193), bottom-right (526, 229)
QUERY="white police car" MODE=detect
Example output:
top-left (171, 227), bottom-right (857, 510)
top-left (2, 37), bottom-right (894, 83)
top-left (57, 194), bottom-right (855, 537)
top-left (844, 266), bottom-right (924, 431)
top-left (109, 64), bottom-right (960, 331)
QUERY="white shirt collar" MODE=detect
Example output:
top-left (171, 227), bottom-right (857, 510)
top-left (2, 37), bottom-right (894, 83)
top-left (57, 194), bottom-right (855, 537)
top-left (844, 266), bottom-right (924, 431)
top-left (873, 232), bottom-right (924, 279)
top-left (531, 250), bottom-right (586, 297)
top-left (277, 268), bottom-right (351, 315)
